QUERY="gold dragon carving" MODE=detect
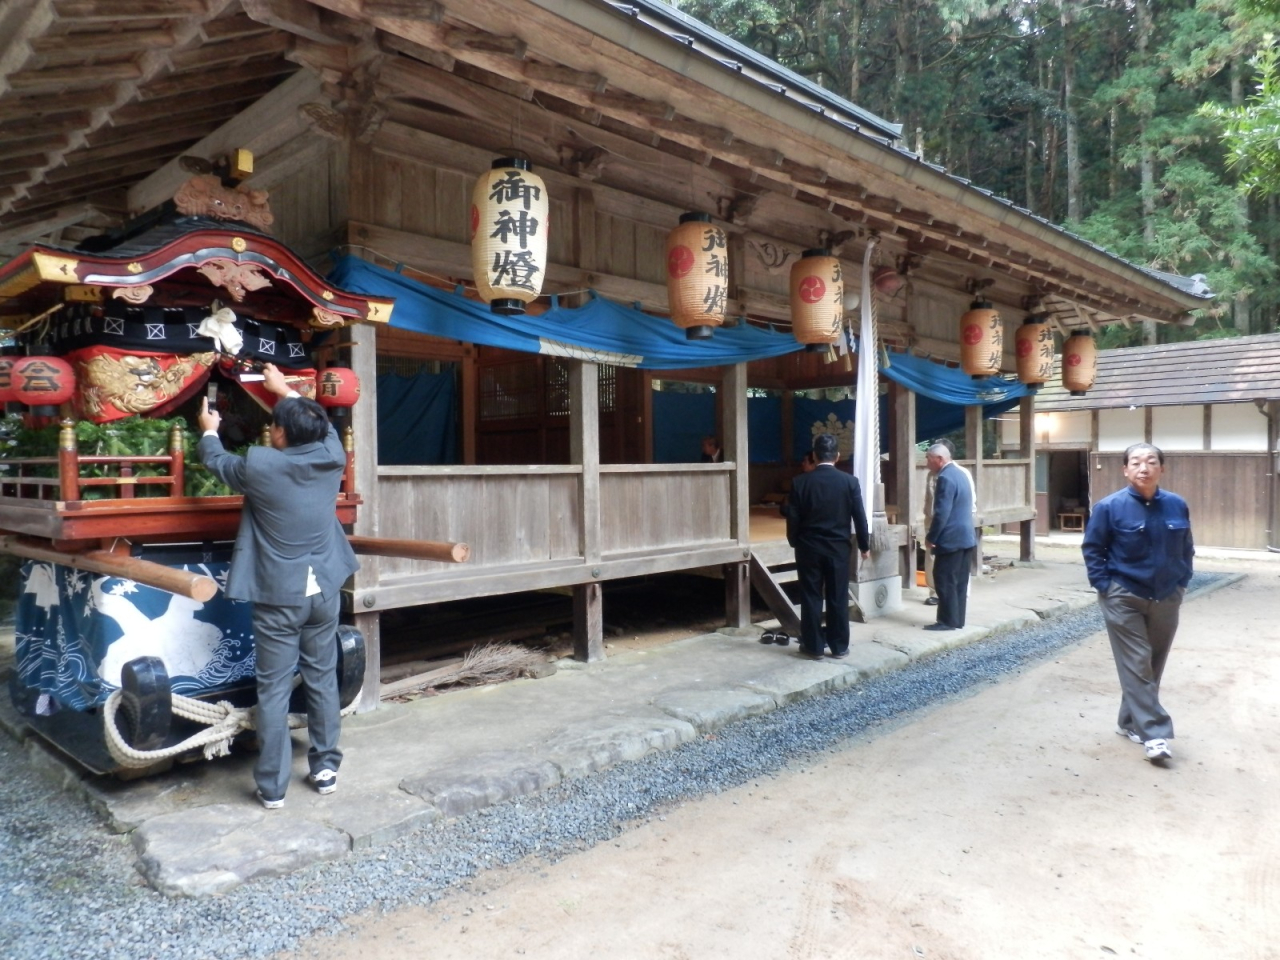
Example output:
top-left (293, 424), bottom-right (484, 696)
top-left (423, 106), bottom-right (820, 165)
top-left (78, 352), bottom-right (216, 417)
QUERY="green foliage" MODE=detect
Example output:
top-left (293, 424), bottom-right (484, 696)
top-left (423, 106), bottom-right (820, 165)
top-left (1200, 41), bottom-right (1280, 196)
top-left (0, 414), bottom-right (241, 499)
top-left (679, 0), bottom-right (1280, 338)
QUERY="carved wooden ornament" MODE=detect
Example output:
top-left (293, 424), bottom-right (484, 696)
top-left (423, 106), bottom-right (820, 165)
top-left (174, 174), bottom-right (275, 231)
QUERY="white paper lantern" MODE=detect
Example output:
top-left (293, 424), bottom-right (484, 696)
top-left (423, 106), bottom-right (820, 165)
top-left (470, 158), bottom-right (548, 315)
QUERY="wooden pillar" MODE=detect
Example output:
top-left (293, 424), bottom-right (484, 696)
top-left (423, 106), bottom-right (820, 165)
top-left (571, 360), bottom-right (603, 660)
top-left (725, 361), bottom-right (749, 544)
top-left (725, 361), bottom-right (751, 625)
top-left (573, 582), bottom-right (604, 662)
top-left (724, 561), bottom-right (750, 627)
top-left (965, 403), bottom-right (983, 574)
top-left (460, 348), bottom-right (477, 465)
top-left (641, 370), bottom-right (655, 464)
top-left (349, 318), bottom-right (382, 712)
top-left (780, 389), bottom-right (794, 466)
top-left (891, 380), bottom-right (916, 586)
top-left (1019, 393), bottom-right (1036, 561)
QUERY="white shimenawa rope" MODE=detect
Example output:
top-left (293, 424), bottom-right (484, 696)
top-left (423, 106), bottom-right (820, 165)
top-left (102, 685), bottom-right (360, 770)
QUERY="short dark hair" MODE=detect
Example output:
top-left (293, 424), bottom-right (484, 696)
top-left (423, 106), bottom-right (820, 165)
top-left (1123, 442), bottom-right (1164, 465)
top-left (813, 433), bottom-right (839, 462)
top-left (272, 396), bottom-right (329, 446)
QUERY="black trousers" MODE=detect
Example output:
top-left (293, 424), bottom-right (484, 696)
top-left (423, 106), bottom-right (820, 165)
top-left (932, 547), bottom-right (974, 628)
top-left (795, 547), bottom-right (851, 655)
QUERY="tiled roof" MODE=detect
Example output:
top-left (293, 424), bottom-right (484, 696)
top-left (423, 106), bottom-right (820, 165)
top-left (1033, 334), bottom-right (1280, 410)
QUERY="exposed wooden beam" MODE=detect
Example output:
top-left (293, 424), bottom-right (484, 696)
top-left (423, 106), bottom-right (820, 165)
top-left (0, 202), bottom-right (95, 248)
top-left (125, 68), bottom-right (325, 216)
top-left (377, 30), bottom-right (454, 72)
top-left (32, 28), bottom-right (175, 58)
top-left (168, 30), bottom-right (292, 70)
top-left (242, 0), bottom-right (344, 45)
top-left (8, 61), bottom-right (143, 92)
top-left (523, 60), bottom-right (606, 92)
top-left (53, 0), bottom-right (206, 19)
top-left (363, 0), bottom-right (443, 19)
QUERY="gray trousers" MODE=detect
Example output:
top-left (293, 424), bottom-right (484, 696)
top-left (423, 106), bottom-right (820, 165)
top-left (1097, 583), bottom-right (1182, 742)
top-left (252, 592), bottom-right (343, 799)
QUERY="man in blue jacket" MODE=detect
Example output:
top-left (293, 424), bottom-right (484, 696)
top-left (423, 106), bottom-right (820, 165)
top-left (1082, 443), bottom-right (1193, 763)
top-left (785, 434), bottom-right (870, 660)
top-left (924, 442), bottom-right (977, 631)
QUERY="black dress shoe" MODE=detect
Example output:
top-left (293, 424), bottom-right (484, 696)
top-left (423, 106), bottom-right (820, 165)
top-left (923, 597), bottom-right (939, 606)
top-left (795, 649), bottom-right (824, 660)
top-left (827, 649), bottom-right (850, 659)
top-left (922, 623), bottom-right (956, 631)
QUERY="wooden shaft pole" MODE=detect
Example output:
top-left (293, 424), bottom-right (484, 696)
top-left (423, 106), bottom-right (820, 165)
top-left (0, 536), bottom-right (219, 602)
top-left (347, 536), bottom-right (469, 563)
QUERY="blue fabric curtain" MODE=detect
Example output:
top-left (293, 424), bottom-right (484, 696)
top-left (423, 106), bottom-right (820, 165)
top-left (329, 256), bottom-right (803, 369)
top-left (747, 395), bottom-right (782, 463)
top-left (652, 391), bottom-right (716, 462)
top-left (376, 370), bottom-right (458, 465)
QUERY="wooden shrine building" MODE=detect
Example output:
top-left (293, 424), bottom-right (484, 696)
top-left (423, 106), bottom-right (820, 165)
top-left (0, 0), bottom-right (1210, 711)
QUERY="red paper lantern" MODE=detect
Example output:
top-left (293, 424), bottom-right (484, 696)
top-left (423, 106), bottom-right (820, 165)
top-left (12, 355), bottom-right (76, 410)
top-left (0, 356), bottom-right (17, 405)
top-left (316, 367), bottom-right (360, 410)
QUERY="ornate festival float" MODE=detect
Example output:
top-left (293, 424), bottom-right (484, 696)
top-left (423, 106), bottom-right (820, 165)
top-left (0, 152), bottom-right (461, 775)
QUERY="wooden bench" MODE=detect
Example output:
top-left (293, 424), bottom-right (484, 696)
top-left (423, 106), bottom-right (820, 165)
top-left (1058, 511), bottom-right (1086, 531)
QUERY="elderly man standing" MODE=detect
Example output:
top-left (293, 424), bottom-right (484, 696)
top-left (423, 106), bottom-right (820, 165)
top-left (785, 434), bottom-right (870, 660)
top-left (921, 438), bottom-right (974, 607)
top-left (198, 363), bottom-right (360, 809)
top-left (1082, 443), bottom-right (1193, 763)
top-left (924, 441), bottom-right (976, 631)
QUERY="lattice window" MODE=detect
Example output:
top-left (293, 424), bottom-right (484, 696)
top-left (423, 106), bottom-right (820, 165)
top-left (376, 356), bottom-right (454, 377)
top-left (480, 360), bottom-right (540, 420)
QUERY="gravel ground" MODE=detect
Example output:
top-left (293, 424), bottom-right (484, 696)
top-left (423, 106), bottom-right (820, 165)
top-left (0, 573), bottom-right (1224, 960)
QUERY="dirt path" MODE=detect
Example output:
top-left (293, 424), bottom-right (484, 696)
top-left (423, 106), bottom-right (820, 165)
top-left (283, 556), bottom-right (1280, 960)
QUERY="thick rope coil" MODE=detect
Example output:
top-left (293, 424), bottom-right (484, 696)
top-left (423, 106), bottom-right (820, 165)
top-left (102, 685), bottom-right (361, 770)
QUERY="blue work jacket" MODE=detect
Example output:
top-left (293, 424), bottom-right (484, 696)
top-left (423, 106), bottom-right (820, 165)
top-left (1081, 485), bottom-right (1194, 601)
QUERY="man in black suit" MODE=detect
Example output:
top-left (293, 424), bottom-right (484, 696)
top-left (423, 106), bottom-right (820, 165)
top-left (785, 434), bottom-right (870, 660)
top-left (924, 441), bottom-right (977, 631)
top-left (198, 364), bottom-right (360, 809)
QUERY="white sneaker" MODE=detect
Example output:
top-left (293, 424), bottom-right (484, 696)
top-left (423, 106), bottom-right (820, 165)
top-left (308, 769), bottom-right (338, 795)
top-left (1144, 739), bottom-right (1172, 761)
top-left (1116, 727), bottom-right (1143, 744)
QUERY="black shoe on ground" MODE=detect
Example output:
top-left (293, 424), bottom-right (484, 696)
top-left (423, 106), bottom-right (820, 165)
top-left (922, 623), bottom-right (956, 631)
top-left (923, 597), bottom-right (939, 606)
top-left (828, 650), bottom-right (850, 659)
top-left (795, 649), bottom-right (824, 661)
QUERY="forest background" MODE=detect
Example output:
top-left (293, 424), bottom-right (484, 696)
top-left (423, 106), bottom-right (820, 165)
top-left (674, 0), bottom-right (1280, 346)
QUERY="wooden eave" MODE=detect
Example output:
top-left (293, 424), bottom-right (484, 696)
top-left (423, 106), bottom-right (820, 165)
top-left (0, 226), bottom-right (393, 326)
top-left (0, 0), bottom-right (1209, 334)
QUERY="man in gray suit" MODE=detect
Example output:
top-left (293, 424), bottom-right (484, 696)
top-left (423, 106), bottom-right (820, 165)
top-left (924, 441), bottom-right (977, 631)
top-left (198, 363), bottom-right (360, 809)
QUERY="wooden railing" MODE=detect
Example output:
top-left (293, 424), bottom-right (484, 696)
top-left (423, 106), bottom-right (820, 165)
top-left (374, 462), bottom-right (737, 577)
